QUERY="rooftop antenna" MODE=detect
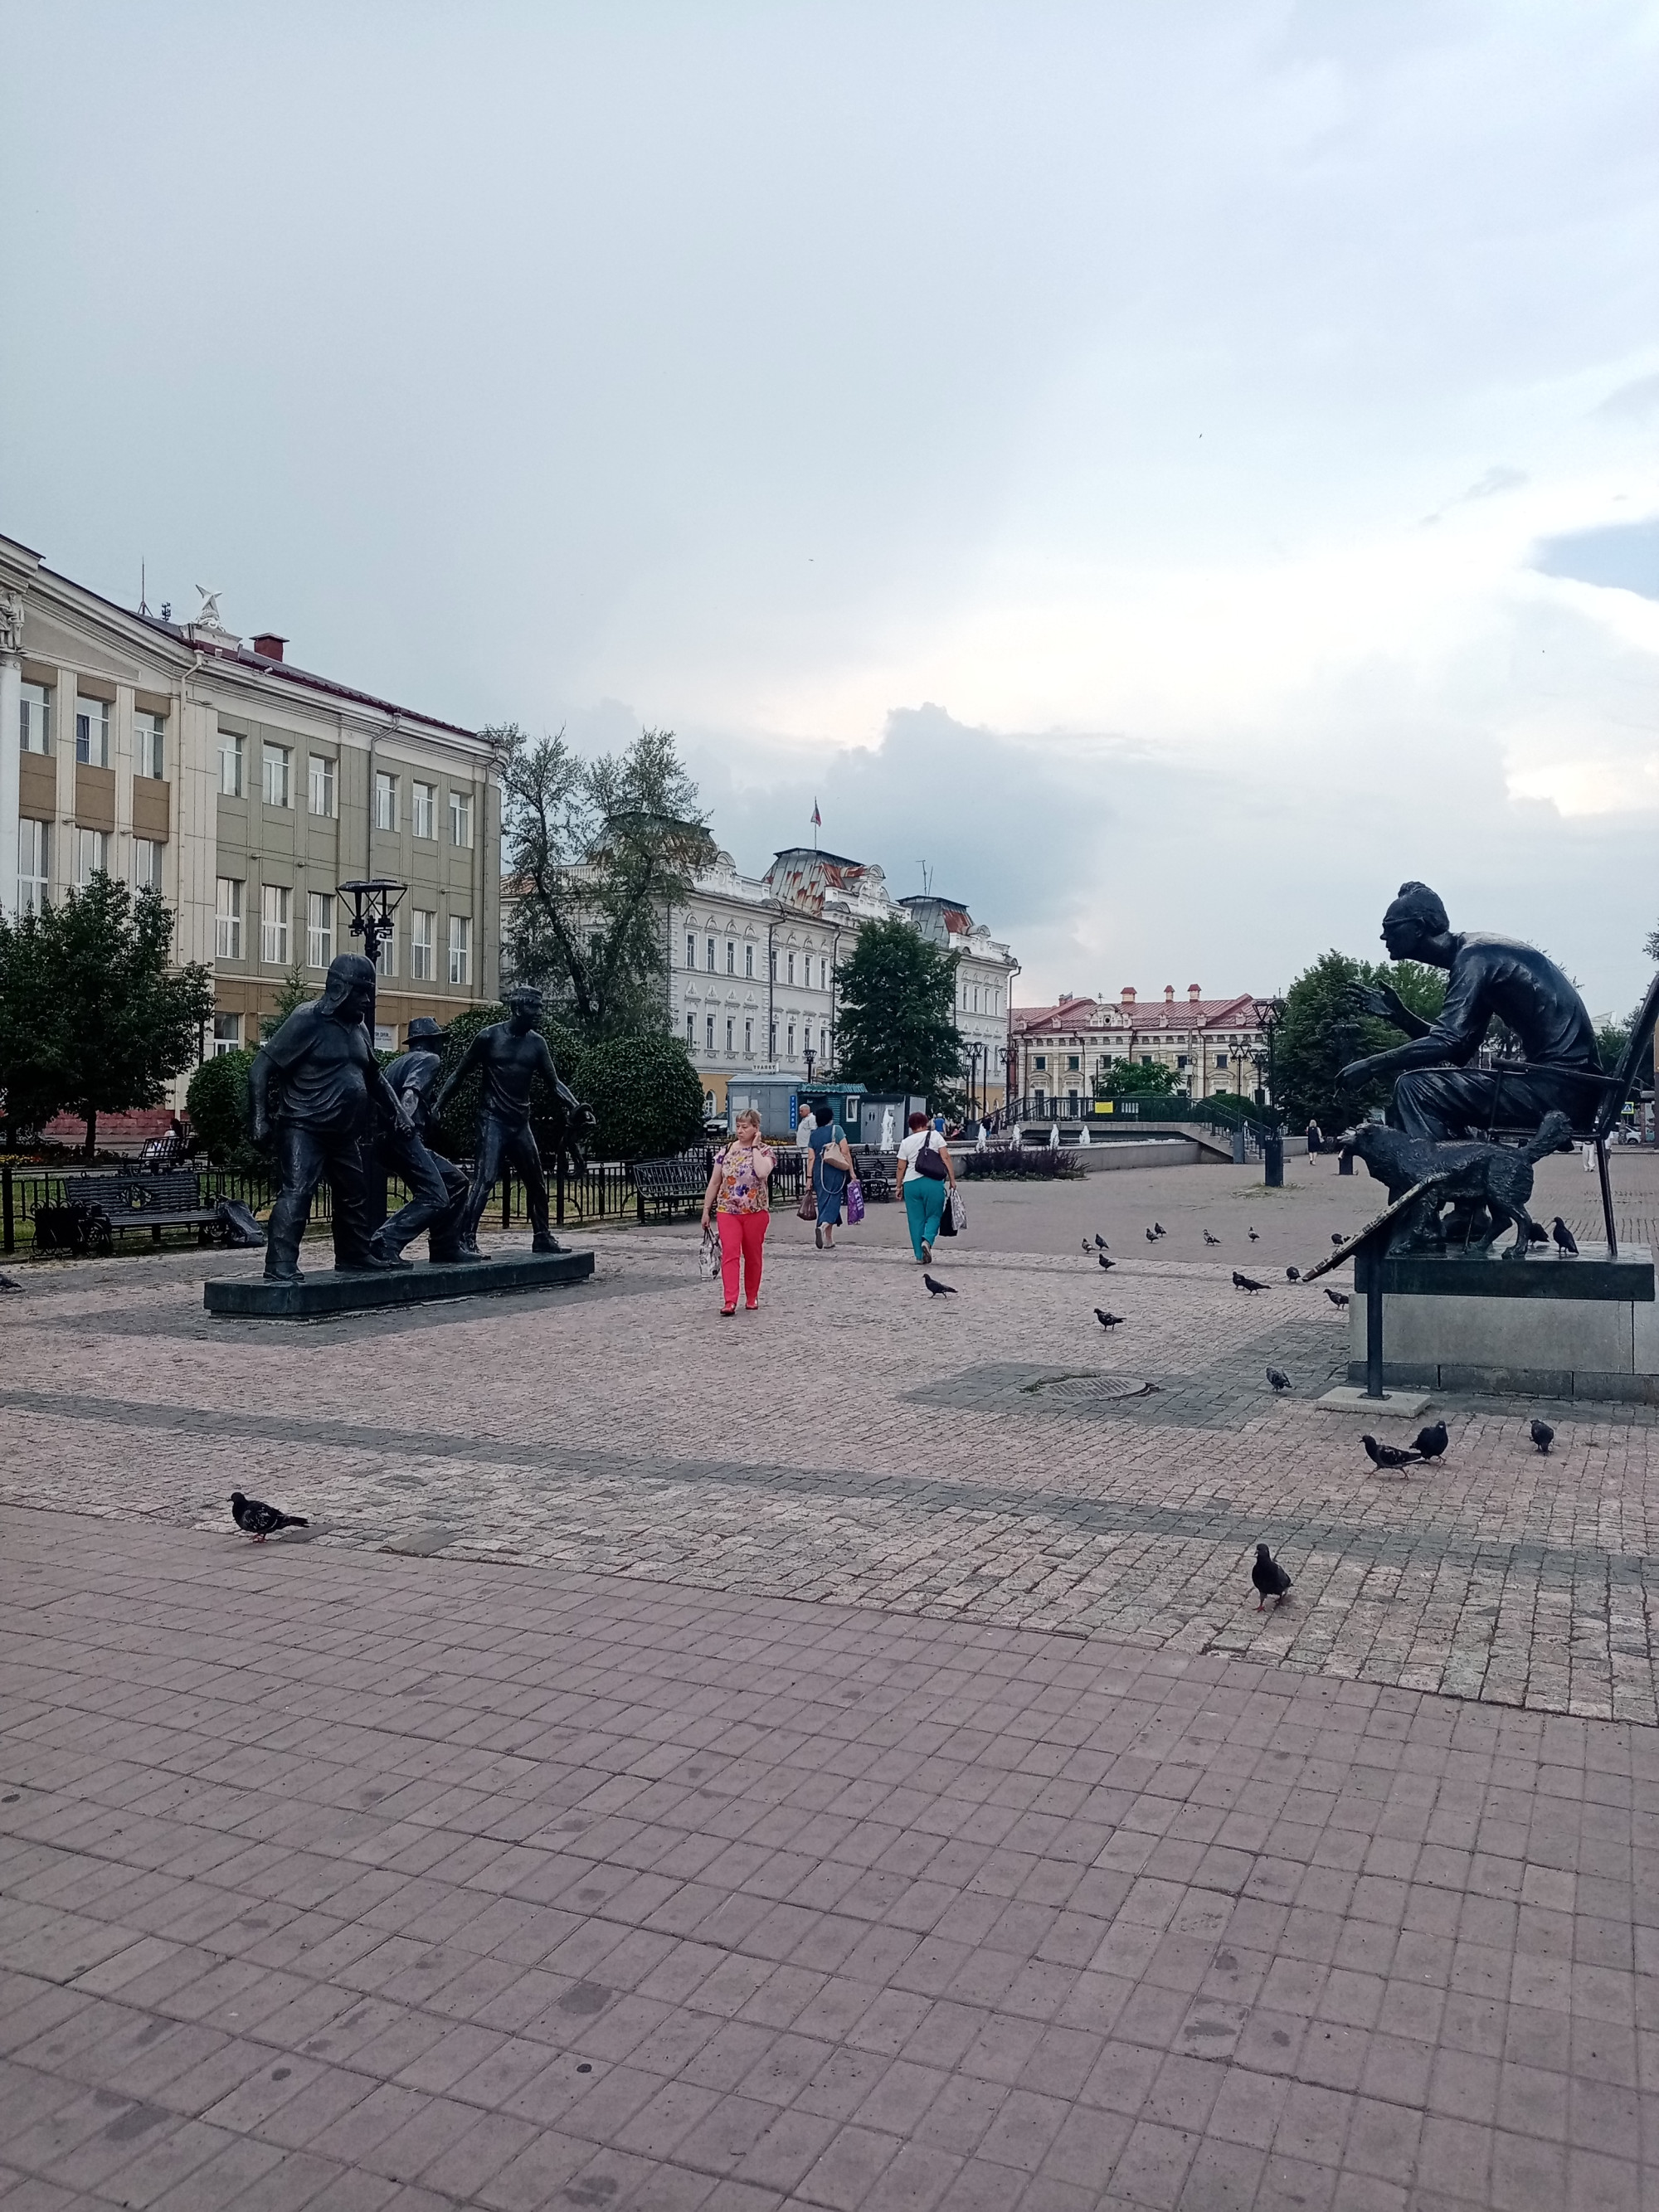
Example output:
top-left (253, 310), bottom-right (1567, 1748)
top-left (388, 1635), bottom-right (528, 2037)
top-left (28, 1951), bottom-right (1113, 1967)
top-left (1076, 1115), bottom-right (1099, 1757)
top-left (139, 559), bottom-right (148, 617)
top-left (919, 859), bottom-right (932, 895)
top-left (810, 798), bottom-right (821, 852)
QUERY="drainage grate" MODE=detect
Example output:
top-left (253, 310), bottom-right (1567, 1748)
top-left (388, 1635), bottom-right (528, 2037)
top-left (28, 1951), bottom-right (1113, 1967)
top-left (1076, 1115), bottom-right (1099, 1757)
top-left (1024, 1373), bottom-right (1157, 1403)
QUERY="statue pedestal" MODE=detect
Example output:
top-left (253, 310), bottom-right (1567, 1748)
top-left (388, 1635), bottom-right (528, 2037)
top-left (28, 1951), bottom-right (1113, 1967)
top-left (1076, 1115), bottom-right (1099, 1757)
top-left (204, 1248), bottom-right (594, 1319)
top-left (1340, 1247), bottom-right (1657, 1403)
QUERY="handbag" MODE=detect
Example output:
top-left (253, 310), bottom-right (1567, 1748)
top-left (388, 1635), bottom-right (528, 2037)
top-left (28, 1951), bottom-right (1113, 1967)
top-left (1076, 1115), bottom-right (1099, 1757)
top-left (698, 1225), bottom-right (720, 1278)
top-left (946, 1185), bottom-right (966, 1235)
top-left (937, 1183), bottom-right (958, 1236)
top-left (913, 1131), bottom-right (948, 1180)
top-left (845, 1176), bottom-right (864, 1225)
top-left (797, 1184), bottom-right (816, 1221)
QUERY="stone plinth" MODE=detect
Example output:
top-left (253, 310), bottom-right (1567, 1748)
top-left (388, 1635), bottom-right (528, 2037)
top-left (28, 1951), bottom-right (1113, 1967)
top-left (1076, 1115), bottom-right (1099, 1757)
top-left (1346, 1244), bottom-right (1657, 1402)
top-left (205, 1247), bottom-right (594, 1319)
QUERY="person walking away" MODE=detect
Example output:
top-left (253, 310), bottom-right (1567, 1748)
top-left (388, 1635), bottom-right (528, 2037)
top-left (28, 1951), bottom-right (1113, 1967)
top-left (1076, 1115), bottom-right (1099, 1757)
top-left (701, 1109), bottom-right (774, 1314)
top-left (897, 1110), bottom-right (956, 1264)
top-left (1306, 1118), bottom-right (1323, 1157)
top-left (808, 1101), bottom-right (854, 1249)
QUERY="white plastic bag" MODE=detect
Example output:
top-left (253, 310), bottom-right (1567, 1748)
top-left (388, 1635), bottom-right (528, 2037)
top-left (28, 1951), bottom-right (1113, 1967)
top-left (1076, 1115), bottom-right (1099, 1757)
top-left (698, 1226), bottom-right (720, 1279)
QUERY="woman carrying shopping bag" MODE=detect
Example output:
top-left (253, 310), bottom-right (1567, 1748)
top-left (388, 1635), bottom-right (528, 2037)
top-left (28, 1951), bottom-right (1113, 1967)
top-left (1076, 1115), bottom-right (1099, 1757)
top-left (807, 1101), bottom-right (855, 1250)
top-left (896, 1111), bottom-right (956, 1265)
top-left (700, 1109), bottom-right (774, 1314)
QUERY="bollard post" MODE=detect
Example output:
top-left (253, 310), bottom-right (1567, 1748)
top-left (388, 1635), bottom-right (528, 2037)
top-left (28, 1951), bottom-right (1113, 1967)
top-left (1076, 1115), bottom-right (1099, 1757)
top-left (557, 1154), bottom-right (566, 1228)
top-left (1263, 1132), bottom-right (1284, 1189)
top-left (2, 1164), bottom-right (12, 1255)
top-left (1357, 1237), bottom-right (1387, 1399)
top-left (1337, 1149), bottom-right (1353, 1176)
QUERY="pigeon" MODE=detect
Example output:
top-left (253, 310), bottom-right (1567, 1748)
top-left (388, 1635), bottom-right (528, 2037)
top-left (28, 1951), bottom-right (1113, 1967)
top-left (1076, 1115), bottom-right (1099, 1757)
top-left (1153, 1223), bottom-right (1167, 1237)
top-left (1286, 1266), bottom-right (1301, 1281)
top-left (1526, 1221), bottom-right (1550, 1247)
top-left (1203, 1230), bottom-right (1220, 1246)
top-left (1266, 1367), bottom-right (1290, 1391)
top-left (0, 1271), bottom-right (21, 1293)
top-left (923, 1274), bottom-right (957, 1296)
top-left (1325, 1288), bottom-right (1350, 1310)
top-left (1530, 1418), bottom-right (1554, 1454)
top-left (230, 1491), bottom-right (309, 1541)
top-left (1095, 1309), bottom-right (1125, 1330)
top-left (1146, 1227), bottom-right (1158, 1243)
top-left (1252, 1544), bottom-right (1292, 1610)
top-left (1097, 1253), bottom-right (1115, 1271)
top-left (1082, 1240), bottom-right (1092, 1253)
top-left (1233, 1271), bottom-right (1267, 1294)
top-left (1361, 1434), bottom-right (1420, 1473)
top-left (1551, 1218), bottom-right (1579, 1257)
top-left (1095, 1234), bottom-right (1109, 1250)
top-left (1412, 1421), bottom-right (1448, 1462)
top-left (1247, 1227), bottom-right (1260, 1242)
top-left (1331, 1232), bottom-right (1345, 1247)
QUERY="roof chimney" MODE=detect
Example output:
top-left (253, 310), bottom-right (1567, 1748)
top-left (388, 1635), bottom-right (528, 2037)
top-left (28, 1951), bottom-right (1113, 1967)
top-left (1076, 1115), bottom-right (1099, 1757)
top-left (1164, 984), bottom-right (1175, 1005)
top-left (1120, 985), bottom-right (1136, 1005)
top-left (252, 632), bottom-right (287, 662)
top-left (1188, 983), bottom-right (1201, 1004)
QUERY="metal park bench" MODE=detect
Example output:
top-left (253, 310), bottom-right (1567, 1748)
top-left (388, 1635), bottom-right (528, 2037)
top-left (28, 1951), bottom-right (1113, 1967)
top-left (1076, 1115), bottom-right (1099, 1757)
top-left (55, 1170), bottom-right (225, 1253)
top-left (633, 1154), bottom-right (713, 1223)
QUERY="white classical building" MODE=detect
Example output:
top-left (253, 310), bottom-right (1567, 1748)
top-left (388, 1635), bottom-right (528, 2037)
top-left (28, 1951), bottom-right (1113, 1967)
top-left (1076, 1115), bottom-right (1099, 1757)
top-left (670, 847), bottom-right (1019, 1115)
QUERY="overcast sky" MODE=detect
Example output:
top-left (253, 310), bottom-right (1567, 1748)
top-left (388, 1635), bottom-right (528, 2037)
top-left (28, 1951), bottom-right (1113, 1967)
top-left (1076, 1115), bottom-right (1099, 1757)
top-left (3, 2), bottom-right (1657, 1014)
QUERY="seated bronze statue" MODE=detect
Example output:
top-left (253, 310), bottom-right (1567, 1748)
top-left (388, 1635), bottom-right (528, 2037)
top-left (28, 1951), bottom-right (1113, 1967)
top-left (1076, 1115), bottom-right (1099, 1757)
top-left (1340, 881), bottom-right (1605, 1141)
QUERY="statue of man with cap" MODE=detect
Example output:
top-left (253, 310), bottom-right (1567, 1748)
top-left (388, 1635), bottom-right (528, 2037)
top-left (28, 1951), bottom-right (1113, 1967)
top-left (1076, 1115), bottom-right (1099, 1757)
top-left (371, 1017), bottom-right (471, 1264)
top-left (250, 952), bottom-right (416, 1285)
top-left (434, 986), bottom-right (588, 1257)
top-left (1340, 881), bottom-right (1606, 1140)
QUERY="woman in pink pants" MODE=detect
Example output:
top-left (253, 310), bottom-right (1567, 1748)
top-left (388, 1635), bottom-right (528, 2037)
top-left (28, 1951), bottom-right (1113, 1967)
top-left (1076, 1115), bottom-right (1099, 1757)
top-left (700, 1109), bottom-right (774, 1315)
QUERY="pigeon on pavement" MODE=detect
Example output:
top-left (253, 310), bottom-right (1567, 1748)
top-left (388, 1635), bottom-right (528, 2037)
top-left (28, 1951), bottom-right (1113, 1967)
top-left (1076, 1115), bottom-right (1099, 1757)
top-left (1082, 1240), bottom-right (1092, 1253)
top-left (1095, 1309), bottom-right (1124, 1330)
top-left (923, 1274), bottom-right (958, 1296)
top-left (1325, 1288), bottom-right (1350, 1309)
top-left (1153, 1223), bottom-right (1167, 1237)
top-left (1266, 1367), bottom-right (1290, 1392)
top-left (1331, 1232), bottom-right (1345, 1246)
top-left (0, 1272), bottom-right (21, 1293)
top-left (1098, 1253), bottom-right (1115, 1271)
top-left (1203, 1230), bottom-right (1220, 1246)
top-left (1146, 1227), bottom-right (1158, 1242)
top-left (1413, 1421), bottom-right (1449, 1461)
top-left (230, 1492), bottom-right (309, 1541)
top-left (1252, 1544), bottom-right (1292, 1609)
top-left (1233, 1271), bottom-right (1267, 1293)
top-left (1248, 1227), bottom-right (1260, 1242)
top-left (1095, 1234), bottom-right (1109, 1250)
top-left (1530, 1418), bottom-right (1554, 1453)
top-left (1362, 1434), bottom-right (1420, 1473)
top-left (1551, 1218), bottom-right (1579, 1257)
top-left (1526, 1221), bottom-right (1550, 1246)
top-left (1286, 1266), bottom-right (1301, 1281)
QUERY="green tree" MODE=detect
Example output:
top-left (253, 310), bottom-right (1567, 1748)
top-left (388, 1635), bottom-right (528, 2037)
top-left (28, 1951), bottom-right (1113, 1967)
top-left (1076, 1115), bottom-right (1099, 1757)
top-left (185, 1048), bottom-right (260, 1168)
top-left (578, 1033), bottom-right (706, 1159)
top-left (0, 878), bottom-right (212, 1157)
top-left (0, 905), bottom-right (63, 1143)
top-left (834, 917), bottom-right (964, 1106)
top-left (1094, 1059), bottom-right (1187, 1102)
top-left (261, 961), bottom-right (314, 1040)
top-left (496, 722), bottom-right (716, 1043)
top-left (1273, 950), bottom-right (1448, 1131)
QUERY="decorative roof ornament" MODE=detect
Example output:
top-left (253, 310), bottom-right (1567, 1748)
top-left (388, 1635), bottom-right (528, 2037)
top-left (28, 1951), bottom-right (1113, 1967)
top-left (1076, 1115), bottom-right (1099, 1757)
top-left (195, 585), bottom-right (227, 630)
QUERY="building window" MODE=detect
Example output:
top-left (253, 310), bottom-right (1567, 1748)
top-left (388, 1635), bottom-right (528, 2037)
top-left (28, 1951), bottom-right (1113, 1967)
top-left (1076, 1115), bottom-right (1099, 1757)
top-left (75, 828), bottom-right (108, 884)
top-left (220, 730), bottom-right (245, 796)
top-left (448, 914), bottom-right (471, 985)
top-left (212, 1013), bottom-right (242, 1056)
top-left (786, 952), bottom-right (795, 985)
top-left (412, 781), bottom-right (436, 839)
top-left (787, 1021), bottom-right (795, 1057)
top-left (261, 883), bottom-right (291, 965)
top-left (1068, 1091), bottom-right (1079, 1115)
top-left (1067, 1055), bottom-right (1080, 1072)
top-left (687, 932), bottom-right (697, 970)
top-left (1216, 1053), bottom-right (1228, 1070)
top-left (820, 1027), bottom-right (827, 1057)
top-left (19, 681), bottom-right (51, 754)
top-left (744, 1018), bottom-right (752, 1055)
top-left (769, 1020), bottom-right (776, 1055)
top-left (411, 907), bottom-right (435, 980)
top-left (770, 949), bottom-right (777, 980)
top-left (375, 771), bottom-right (398, 831)
top-left (17, 819), bottom-right (48, 912)
top-left (215, 877), bottom-right (243, 959)
top-left (308, 754), bottom-right (336, 816)
top-left (307, 892), bottom-right (333, 970)
top-left (377, 919), bottom-right (398, 978)
top-left (450, 790), bottom-right (473, 848)
top-left (75, 698), bottom-right (109, 767)
top-left (1035, 1088), bottom-right (1047, 1111)
top-left (726, 1018), bottom-right (734, 1053)
top-left (706, 936), bottom-right (716, 972)
top-left (687, 1012), bottom-right (696, 1045)
top-left (744, 943), bottom-right (754, 979)
top-left (1176, 1054), bottom-right (1189, 1070)
top-left (706, 1014), bottom-right (716, 1051)
top-left (135, 711), bottom-right (165, 779)
top-left (1034, 1054), bottom-right (1047, 1072)
top-left (133, 838), bottom-right (161, 892)
top-left (726, 940), bottom-right (735, 974)
top-left (262, 743), bottom-right (291, 807)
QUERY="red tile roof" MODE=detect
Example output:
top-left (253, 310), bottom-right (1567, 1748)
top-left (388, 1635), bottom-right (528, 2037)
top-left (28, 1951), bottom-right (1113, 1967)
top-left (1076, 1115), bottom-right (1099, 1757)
top-left (1013, 994), bottom-right (1261, 1035)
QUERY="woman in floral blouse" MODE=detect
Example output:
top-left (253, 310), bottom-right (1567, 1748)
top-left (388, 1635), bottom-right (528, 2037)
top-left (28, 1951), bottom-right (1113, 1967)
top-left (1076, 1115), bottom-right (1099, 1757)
top-left (700, 1108), bottom-right (775, 1315)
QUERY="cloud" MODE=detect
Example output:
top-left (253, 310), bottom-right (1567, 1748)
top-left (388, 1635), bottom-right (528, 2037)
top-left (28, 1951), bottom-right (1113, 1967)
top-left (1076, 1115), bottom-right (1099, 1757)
top-left (1530, 518), bottom-right (1659, 600)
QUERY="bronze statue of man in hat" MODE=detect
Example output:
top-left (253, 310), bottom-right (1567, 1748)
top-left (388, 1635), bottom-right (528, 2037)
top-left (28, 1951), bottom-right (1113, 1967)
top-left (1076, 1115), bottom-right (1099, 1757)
top-left (372, 1017), bottom-right (471, 1263)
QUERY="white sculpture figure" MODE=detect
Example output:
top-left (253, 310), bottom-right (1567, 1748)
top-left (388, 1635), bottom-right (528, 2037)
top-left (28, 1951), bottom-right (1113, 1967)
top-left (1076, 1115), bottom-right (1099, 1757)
top-left (1048, 1122), bottom-right (1060, 1150)
top-left (195, 586), bottom-right (226, 630)
top-left (0, 588), bottom-right (25, 654)
top-left (880, 1106), bottom-right (896, 1151)
top-left (1078, 1121), bottom-right (1091, 1146)
top-left (975, 1121), bottom-right (987, 1151)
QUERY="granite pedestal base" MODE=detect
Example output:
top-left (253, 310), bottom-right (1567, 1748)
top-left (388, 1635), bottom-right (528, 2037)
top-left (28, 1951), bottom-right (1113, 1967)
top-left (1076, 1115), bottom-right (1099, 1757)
top-left (1345, 1245), bottom-right (1657, 1403)
top-left (204, 1247), bottom-right (594, 1319)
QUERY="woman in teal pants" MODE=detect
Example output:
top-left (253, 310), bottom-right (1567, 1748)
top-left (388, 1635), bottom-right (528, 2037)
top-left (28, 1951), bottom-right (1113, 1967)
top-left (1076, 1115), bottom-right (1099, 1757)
top-left (896, 1111), bottom-right (956, 1263)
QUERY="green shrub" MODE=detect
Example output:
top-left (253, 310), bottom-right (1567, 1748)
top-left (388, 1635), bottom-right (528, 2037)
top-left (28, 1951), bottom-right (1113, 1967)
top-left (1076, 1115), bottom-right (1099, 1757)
top-left (577, 1033), bottom-right (705, 1159)
top-left (186, 1048), bottom-right (260, 1166)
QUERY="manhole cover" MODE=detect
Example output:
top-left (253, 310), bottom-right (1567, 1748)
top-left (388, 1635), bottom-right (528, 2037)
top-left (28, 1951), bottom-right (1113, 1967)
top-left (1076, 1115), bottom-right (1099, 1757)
top-left (1024, 1373), bottom-right (1156, 1403)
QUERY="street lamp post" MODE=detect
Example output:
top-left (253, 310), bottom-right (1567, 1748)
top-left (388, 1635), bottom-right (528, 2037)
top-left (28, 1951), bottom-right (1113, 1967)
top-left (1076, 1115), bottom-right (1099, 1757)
top-left (338, 878), bottom-right (406, 1034)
